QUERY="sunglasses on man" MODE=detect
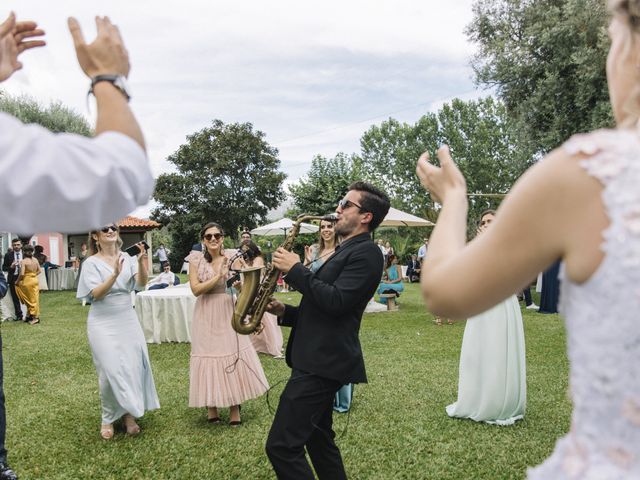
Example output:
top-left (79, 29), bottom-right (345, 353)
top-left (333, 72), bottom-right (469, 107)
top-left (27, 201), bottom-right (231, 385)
top-left (204, 232), bottom-right (223, 241)
top-left (337, 198), bottom-right (364, 211)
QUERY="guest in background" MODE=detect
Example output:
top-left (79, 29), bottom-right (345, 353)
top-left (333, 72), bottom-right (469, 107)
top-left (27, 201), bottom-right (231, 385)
top-left (377, 254), bottom-right (404, 303)
top-left (417, 237), bottom-right (429, 264)
top-left (33, 246), bottom-right (48, 292)
top-left (446, 209), bottom-right (526, 425)
top-left (76, 225), bottom-right (159, 440)
top-left (238, 242), bottom-right (284, 358)
top-left (406, 254), bottom-right (421, 283)
top-left (186, 222), bottom-right (268, 425)
top-left (521, 282), bottom-right (539, 311)
top-left (385, 241), bottom-right (394, 258)
top-left (240, 231), bottom-right (252, 246)
top-left (73, 242), bottom-right (89, 290)
top-left (2, 239), bottom-right (24, 322)
top-left (377, 239), bottom-right (387, 267)
top-left (154, 243), bottom-right (170, 268)
top-left (146, 264), bottom-right (179, 290)
top-left (304, 215), bottom-right (339, 272)
top-left (538, 260), bottom-right (561, 314)
top-left (15, 245), bottom-right (41, 325)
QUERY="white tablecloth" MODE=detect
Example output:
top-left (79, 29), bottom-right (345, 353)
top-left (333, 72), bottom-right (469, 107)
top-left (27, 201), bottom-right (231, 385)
top-left (47, 268), bottom-right (78, 290)
top-left (135, 284), bottom-right (196, 344)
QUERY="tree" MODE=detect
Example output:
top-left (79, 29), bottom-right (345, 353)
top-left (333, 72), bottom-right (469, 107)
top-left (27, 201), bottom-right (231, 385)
top-left (152, 120), bottom-right (286, 268)
top-left (288, 153), bottom-right (362, 216)
top-left (0, 91), bottom-right (92, 135)
top-left (359, 97), bottom-right (530, 233)
top-left (467, 0), bottom-right (613, 154)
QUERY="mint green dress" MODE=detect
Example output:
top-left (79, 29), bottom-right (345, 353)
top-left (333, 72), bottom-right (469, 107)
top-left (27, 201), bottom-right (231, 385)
top-left (446, 295), bottom-right (526, 425)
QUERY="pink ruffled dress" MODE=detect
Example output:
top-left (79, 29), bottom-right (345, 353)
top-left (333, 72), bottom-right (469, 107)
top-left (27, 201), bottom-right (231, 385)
top-left (186, 251), bottom-right (269, 408)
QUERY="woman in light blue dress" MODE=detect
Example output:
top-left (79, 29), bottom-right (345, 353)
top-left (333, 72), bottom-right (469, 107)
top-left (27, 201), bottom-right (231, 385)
top-left (77, 224), bottom-right (160, 439)
top-left (304, 216), bottom-right (353, 413)
top-left (446, 210), bottom-right (526, 425)
top-left (377, 254), bottom-right (404, 303)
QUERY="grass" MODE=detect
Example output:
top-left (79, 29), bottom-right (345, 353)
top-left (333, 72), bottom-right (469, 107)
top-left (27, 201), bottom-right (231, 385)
top-left (1, 284), bottom-right (570, 479)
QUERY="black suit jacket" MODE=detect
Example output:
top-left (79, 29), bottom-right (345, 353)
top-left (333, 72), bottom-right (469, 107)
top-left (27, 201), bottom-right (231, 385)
top-left (2, 250), bottom-right (20, 283)
top-left (278, 232), bottom-right (383, 384)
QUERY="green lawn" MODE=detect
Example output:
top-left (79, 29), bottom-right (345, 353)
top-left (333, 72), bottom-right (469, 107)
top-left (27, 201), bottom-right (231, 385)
top-left (1, 284), bottom-right (570, 479)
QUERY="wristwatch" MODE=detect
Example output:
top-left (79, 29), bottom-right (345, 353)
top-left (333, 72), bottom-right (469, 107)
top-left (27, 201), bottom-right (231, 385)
top-left (89, 75), bottom-right (131, 101)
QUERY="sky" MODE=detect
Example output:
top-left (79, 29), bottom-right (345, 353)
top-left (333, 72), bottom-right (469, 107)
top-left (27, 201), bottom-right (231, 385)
top-left (1, 1), bottom-right (484, 218)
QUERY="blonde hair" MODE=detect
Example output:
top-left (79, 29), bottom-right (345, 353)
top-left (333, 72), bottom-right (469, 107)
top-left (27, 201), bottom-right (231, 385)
top-left (610, 0), bottom-right (640, 126)
top-left (88, 225), bottom-right (123, 255)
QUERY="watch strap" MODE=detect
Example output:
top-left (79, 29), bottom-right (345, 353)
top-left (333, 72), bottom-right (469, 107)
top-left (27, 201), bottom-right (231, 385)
top-left (89, 75), bottom-right (130, 101)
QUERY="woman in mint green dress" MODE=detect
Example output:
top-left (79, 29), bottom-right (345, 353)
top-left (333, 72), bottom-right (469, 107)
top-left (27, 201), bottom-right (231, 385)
top-left (446, 210), bottom-right (526, 425)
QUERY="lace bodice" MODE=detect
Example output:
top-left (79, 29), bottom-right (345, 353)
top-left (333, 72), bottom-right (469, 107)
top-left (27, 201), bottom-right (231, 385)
top-left (185, 250), bottom-right (232, 294)
top-left (529, 129), bottom-right (640, 479)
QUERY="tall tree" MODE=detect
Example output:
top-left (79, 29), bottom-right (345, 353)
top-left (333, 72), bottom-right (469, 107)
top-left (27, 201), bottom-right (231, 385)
top-left (288, 153), bottom-right (362, 216)
top-left (467, 0), bottom-right (613, 154)
top-left (152, 120), bottom-right (286, 267)
top-left (360, 97), bottom-right (530, 234)
top-left (0, 92), bottom-right (91, 135)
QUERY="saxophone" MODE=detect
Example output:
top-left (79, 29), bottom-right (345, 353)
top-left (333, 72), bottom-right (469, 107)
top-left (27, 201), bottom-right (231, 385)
top-left (231, 214), bottom-right (325, 335)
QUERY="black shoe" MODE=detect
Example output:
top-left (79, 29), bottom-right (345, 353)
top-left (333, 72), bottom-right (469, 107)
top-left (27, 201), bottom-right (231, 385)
top-left (0, 462), bottom-right (18, 480)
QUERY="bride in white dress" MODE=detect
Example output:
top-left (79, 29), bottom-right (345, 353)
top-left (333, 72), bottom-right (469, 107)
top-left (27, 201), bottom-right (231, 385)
top-left (416, 1), bottom-right (640, 477)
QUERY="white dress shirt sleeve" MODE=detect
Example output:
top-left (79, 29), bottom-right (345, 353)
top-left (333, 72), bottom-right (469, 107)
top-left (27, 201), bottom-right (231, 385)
top-left (0, 112), bottom-right (155, 234)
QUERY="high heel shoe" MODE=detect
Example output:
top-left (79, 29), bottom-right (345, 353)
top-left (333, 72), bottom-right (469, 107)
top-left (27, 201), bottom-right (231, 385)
top-left (229, 405), bottom-right (241, 426)
top-left (433, 317), bottom-right (443, 326)
top-left (29, 317), bottom-right (40, 325)
top-left (100, 424), bottom-right (114, 440)
top-left (123, 414), bottom-right (141, 435)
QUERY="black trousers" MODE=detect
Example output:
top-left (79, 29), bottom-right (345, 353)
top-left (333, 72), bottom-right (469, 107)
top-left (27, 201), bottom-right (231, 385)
top-left (522, 286), bottom-right (532, 306)
top-left (266, 370), bottom-right (346, 480)
top-left (7, 283), bottom-right (21, 320)
top-left (0, 334), bottom-right (7, 463)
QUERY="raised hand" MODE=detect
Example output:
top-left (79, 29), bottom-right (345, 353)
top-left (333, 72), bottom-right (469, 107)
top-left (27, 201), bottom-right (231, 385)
top-left (68, 16), bottom-right (129, 78)
top-left (0, 12), bottom-right (46, 81)
top-left (113, 254), bottom-right (124, 277)
top-left (416, 145), bottom-right (467, 205)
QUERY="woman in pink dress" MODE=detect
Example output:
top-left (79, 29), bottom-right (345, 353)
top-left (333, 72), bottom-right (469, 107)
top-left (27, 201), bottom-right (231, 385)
top-left (187, 222), bottom-right (269, 425)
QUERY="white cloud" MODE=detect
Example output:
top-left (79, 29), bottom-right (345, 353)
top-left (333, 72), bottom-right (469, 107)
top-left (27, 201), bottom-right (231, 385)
top-left (1, 1), bottom-right (481, 217)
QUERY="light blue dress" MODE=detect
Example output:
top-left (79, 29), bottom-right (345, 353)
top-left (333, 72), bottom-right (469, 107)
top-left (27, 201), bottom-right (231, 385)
top-left (309, 248), bottom-right (354, 413)
top-left (446, 295), bottom-right (526, 425)
top-left (377, 265), bottom-right (404, 303)
top-left (77, 255), bottom-right (160, 423)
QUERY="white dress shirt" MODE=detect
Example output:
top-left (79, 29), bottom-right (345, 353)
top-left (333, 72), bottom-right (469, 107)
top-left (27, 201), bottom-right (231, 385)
top-left (147, 271), bottom-right (176, 287)
top-left (0, 112), bottom-right (155, 234)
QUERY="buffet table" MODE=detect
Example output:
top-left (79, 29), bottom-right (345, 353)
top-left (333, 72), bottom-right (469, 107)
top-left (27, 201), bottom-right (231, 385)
top-left (47, 268), bottom-right (78, 290)
top-left (135, 284), bottom-right (196, 344)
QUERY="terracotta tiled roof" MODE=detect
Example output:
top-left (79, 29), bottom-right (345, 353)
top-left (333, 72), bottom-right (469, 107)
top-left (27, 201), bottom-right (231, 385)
top-left (117, 216), bottom-right (161, 229)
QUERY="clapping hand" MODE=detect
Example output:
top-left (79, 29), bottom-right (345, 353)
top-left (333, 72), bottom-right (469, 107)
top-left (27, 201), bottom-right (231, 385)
top-left (68, 16), bottom-right (129, 79)
top-left (113, 254), bottom-right (125, 277)
top-left (416, 145), bottom-right (467, 205)
top-left (0, 12), bottom-right (46, 82)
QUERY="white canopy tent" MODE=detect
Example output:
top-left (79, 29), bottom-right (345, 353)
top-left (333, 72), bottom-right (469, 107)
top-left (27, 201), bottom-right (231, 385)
top-left (250, 218), bottom-right (319, 236)
top-left (379, 207), bottom-right (434, 227)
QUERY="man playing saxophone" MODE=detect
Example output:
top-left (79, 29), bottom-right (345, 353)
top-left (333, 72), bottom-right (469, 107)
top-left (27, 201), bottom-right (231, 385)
top-left (265, 182), bottom-right (390, 480)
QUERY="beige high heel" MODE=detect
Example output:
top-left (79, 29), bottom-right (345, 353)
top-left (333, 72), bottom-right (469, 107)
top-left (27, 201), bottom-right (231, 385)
top-left (123, 414), bottom-right (141, 435)
top-left (100, 423), bottom-right (114, 440)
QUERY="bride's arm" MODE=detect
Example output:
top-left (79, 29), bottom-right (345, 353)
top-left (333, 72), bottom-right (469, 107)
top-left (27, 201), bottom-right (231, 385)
top-left (417, 145), bottom-right (607, 319)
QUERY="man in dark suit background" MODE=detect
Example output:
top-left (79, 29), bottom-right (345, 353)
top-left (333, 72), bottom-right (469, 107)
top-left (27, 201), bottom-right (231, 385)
top-left (2, 239), bottom-right (24, 322)
top-left (265, 181), bottom-right (390, 480)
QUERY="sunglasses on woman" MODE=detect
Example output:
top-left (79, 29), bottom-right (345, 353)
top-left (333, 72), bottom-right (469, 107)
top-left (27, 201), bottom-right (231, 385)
top-left (204, 232), bottom-right (223, 241)
top-left (100, 225), bottom-right (118, 233)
